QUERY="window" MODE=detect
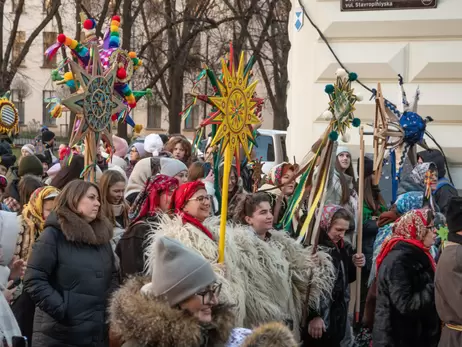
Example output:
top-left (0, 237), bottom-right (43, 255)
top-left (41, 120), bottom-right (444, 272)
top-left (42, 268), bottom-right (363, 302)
top-left (11, 89), bottom-right (25, 125)
top-left (42, 90), bottom-right (56, 126)
top-left (254, 135), bottom-right (275, 162)
top-left (43, 32), bottom-right (57, 68)
top-left (147, 101), bottom-right (162, 129)
top-left (184, 94), bottom-right (200, 130)
top-left (12, 31), bottom-right (26, 66)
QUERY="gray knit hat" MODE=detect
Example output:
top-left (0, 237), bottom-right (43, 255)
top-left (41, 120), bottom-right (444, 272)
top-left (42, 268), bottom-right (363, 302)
top-left (160, 157), bottom-right (187, 177)
top-left (141, 237), bottom-right (216, 307)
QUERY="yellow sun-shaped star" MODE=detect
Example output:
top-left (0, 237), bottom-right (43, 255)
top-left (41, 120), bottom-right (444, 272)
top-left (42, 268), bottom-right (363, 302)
top-left (205, 52), bottom-right (261, 164)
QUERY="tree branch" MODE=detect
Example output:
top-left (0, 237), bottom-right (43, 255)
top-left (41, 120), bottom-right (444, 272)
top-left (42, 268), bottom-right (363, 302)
top-left (2, 0), bottom-right (24, 74)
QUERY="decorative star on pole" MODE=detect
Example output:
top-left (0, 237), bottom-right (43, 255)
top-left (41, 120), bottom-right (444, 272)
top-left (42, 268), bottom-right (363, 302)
top-left (62, 45), bottom-right (125, 147)
top-left (202, 52), bottom-right (261, 169)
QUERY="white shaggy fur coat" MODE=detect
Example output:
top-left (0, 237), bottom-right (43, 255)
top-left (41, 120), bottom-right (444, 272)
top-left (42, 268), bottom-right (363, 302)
top-left (145, 216), bottom-right (335, 339)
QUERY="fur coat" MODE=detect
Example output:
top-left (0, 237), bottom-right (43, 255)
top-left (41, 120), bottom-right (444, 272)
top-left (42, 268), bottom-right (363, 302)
top-left (109, 277), bottom-right (299, 347)
top-left (145, 216), bottom-right (335, 337)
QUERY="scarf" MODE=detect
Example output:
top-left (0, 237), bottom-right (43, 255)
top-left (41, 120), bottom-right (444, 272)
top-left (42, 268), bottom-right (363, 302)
top-left (20, 186), bottom-right (60, 260)
top-left (175, 181), bottom-right (214, 240)
top-left (125, 157), bottom-right (161, 198)
top-left (129, 174), bottom-right (179, 223)
top-left (376, 209), bottom-right (436, 274)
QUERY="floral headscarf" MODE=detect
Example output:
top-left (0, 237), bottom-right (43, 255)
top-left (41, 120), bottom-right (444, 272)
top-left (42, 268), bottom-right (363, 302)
top-left (398, 162), bottom-right (437, 195)
top-left (19, 186), bottom-right (60, 261)
top-left (267, 162), bottom-right (295, 186)
top-left (129, 174), bottom-right (179, 223)
top-left (319, 203), bottom-right (344, 231)
top-left (376, 208), bottom-right (435, 273)
top-left (174, 181), bottom-right (213, 240)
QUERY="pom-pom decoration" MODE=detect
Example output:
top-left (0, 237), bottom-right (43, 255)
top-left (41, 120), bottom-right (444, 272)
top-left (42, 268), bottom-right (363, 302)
top-left (352, 118), bottom-right (361, 127)
top-left (349, 72), bottom-right (358, 81)
top-left (322, 110), bottom-right (333, 121)
top-left (335, 68), bottom-right (348, 80)
top-left (324, 84), bottom-right (335, 94)
top-left (328, 131), bottom-right (339, 141)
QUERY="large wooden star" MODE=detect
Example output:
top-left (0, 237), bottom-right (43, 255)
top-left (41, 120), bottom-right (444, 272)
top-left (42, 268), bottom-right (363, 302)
top-left (62, 45), bottom-right (125, 147)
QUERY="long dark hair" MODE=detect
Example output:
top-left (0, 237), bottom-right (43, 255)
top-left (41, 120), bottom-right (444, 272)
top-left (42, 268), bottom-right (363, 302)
top-left (18, 175), bottom-right (44, 210)
top-left (51, 155), bottom-right (84, 190)
top-left (335, 155), bottom-right (355, 205)
top-left (233, 192), bottom-right (272, 224)
top-left (363, 175), bottom-right (386, 214)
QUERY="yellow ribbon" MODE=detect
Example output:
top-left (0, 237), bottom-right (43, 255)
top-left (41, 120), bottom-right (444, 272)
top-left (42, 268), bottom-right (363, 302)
top-left (445, 323), bottom-right (462, 332)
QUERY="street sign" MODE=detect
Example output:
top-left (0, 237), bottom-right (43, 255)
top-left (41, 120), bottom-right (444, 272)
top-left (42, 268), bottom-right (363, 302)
top-left (341, 0), bottom-right (437, 11)
top-left (294, 7), bottom-right (304, 32)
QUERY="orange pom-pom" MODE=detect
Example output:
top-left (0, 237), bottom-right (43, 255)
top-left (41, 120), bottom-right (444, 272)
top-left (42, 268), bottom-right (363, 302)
top-left (65, 37), bottom-right (73, 46)
top-left (128, 52), bottom-right (137, 58)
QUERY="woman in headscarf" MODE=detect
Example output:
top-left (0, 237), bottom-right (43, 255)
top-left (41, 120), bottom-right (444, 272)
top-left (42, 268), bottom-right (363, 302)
top-left (12, 186), bottom-right (60, 343)
top-left (124, 157), bottom-right (187, 205)
top-left (99, 170), bottom-right (129, 251)
top-left (126, 143), bottom-right (148, 178)
top-left (305, 204), bottom-right (365, 347)
top-left (259, 162), bottom-right (297, 237)
top-left (373, 209), bottom-right (441, 347)
top-left (110, 236), bottom-right (298, 347)
top-left (116, 174), bottom-right (179, 279)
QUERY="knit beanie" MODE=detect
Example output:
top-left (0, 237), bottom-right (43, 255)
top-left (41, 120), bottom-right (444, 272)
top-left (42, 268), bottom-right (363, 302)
top-left (144, 134), bottom-right (164, 156)
top-left (21, 144), bottom-right (35, 156)
top-left (132, 143), bottom-right (147, 159)
top-left (112, 135), bottom-right (129, 158)
top-left (142, 236), bottom-right (216, 307)
top-left (159, 134), bottom-right (169, 145)
top-left (160, 157), bottom-right (187, 177)
top-left (111, 155), bottom-right (128, 170)
top-left (41, 130), bottom-right (55, 143)
top-left (18, 155), bottom-right (43, 177)
top-left (447, 197), bottom-right (462, 234)
top-left (336, 146), bottom-right (351, 157)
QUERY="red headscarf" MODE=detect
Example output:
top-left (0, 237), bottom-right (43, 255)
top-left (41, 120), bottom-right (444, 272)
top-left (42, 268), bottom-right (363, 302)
top-left (376, 209), bottom-right (435, 273)
top-left (174, 181), bottom-right (213, 240)
top-left (129, 174), bottom-right (179, 223)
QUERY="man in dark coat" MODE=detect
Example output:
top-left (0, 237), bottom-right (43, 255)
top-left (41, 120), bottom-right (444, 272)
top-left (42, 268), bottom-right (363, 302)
top-left (435, 196), bottom-right (462, 347)
top-left (418, 149), bottom-right (458, 215)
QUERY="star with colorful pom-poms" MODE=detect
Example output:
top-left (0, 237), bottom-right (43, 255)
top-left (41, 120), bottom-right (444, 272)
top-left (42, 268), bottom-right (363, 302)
top-left (202, 51), bottom-right (261, 166)
top-left (323, 69), bottom-right (362, 141)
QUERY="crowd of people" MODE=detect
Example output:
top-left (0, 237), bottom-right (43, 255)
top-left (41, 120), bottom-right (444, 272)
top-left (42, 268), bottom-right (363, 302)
top-left (0, 126), bottom-right (460, 347)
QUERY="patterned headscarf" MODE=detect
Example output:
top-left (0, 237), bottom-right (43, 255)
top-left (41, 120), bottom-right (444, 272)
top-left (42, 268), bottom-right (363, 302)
top-left (129, 174), bottom-right (179, 223)
top-left (376, 208), bottom-right (435, 273)
top-left (174, 181), bottom-right (213, 240)
top-left (19, 186), bottom-right (60, 260)
top-left (319, 203), bottom-right (344, 231)
top-left (267, 162), bottom-right (295, 186)
top-left (398, 162), bottom-right (436, 195)
top-left (396, 191), bottom-right (424, 215)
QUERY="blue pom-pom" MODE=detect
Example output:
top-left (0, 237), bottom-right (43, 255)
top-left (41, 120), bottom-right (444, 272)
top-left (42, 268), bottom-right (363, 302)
top-left (352, 118), bottom-right (361, 127)
top-left (325, 84), bottom-right (335, 94)
top-left (328, 131), bottom-right (339, 141)
top-left (349, 72), bottom-right (358, 81)
top-left (109, 37), bottom-right (120, 48)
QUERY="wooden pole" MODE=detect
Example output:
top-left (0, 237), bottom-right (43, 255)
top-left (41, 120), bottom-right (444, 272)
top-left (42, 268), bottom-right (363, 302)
top-left (355, 126), bottom-right (365, 323)
top-left (218, 145), bottom-right (232, 263)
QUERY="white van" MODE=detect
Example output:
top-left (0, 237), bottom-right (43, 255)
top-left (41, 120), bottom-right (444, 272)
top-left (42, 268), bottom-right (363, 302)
top-left (254, 129), bottom-right (288, 174)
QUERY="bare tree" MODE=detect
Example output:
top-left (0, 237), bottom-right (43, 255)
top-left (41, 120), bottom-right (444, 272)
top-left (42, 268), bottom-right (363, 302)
top-left (0, 0), bottom-right (61, 94)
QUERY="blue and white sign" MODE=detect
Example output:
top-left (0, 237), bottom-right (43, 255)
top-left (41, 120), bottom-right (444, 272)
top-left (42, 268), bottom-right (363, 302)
top-left (294, 7), bottom-right (304, 32)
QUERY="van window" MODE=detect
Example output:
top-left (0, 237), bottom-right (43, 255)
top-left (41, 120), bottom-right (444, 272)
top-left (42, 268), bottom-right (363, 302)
top-left (255, 135), bottom-right (275, 162)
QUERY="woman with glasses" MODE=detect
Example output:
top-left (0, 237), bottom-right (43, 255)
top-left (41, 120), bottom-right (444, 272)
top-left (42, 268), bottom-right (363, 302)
top-left (373, 209), bottom-right (440, 347)
top-left (110, 236), bottom-right (298, 347)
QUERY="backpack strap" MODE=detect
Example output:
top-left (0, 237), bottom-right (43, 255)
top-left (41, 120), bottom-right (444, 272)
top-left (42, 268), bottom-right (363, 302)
top-left (434, 178), bottom-right (455, 194)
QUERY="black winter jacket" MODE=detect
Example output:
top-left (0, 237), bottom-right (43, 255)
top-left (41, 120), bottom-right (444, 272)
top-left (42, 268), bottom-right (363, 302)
top-left (373, 242), bottom-right (440, 347)
top-left (304, 233), bottom-right (356, 347)
top-left (24, 208), bottom-right (117, 347)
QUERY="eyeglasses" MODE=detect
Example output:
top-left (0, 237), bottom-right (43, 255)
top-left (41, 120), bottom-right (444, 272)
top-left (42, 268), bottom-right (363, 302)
top-left (196, 282), bottom-right (222, 304)
top-left (188, 195), bottom-right (210, 203)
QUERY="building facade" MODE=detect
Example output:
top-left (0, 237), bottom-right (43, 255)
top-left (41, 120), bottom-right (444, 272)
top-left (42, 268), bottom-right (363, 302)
top-left (287, 0), bottom-right (462, 188)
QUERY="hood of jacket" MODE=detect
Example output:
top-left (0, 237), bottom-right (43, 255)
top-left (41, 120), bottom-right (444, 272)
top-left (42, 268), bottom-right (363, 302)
top-left (46, 207), bottom-right (113, 246)
top-left (417, 149), bottom-right (446, 178)
top-left (109, 277), bottom-right (235, 347)
top-left (0, 210), bottom-right (20, 266)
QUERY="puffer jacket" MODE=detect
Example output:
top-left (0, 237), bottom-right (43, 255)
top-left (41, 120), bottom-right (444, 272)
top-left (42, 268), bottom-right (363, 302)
top-left (373, 242), bottom-right (440, 347)
top-left (24, 208), bottom-right (118, 347)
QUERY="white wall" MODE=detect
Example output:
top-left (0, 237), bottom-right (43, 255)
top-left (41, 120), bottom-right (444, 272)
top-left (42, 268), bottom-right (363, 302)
top-left (287, 0), bottom-right (462, 188)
